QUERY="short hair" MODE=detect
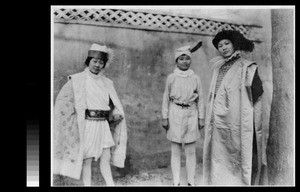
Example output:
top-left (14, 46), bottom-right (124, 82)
top-left (84, 56), bottom-right (107, 68)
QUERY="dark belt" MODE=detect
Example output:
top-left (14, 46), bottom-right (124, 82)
top-left (170, 97), bottom-right (193, 108)
top-left (85, 109), bottom-right (109, 121)
top-left (174, 102), bottom-right (191, 108)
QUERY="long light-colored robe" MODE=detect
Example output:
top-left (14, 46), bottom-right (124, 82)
top-left (203, 57), bottom-right (268, 185)
top-left (52, 68), bottom-right (127, 180)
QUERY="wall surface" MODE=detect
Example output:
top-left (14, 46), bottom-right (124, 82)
top-left (52, 7), bottom-right (273, 174)
top-left (267, 9), bottom-right (295, 185)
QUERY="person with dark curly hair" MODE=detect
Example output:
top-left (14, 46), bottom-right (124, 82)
top-left (203, 30), bottom-right (267, 185)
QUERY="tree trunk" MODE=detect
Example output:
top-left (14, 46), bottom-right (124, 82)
top-left (267, 9), bottom-right (294, 185)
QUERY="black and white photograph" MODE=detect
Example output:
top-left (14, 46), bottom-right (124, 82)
top-left (50, 5), bottom-right (295, 186)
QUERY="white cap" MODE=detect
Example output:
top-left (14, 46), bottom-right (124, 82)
top-left (88, 43), bottom-right (110, 60)
top-left (87, 43), bottom-right (115, 68)
top-left (174, 45), bottom-right (191, 62)
top-left (89, 43), bottom-right (109, 53)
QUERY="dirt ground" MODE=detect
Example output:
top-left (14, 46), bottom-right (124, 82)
top-left (53, 163), bottom-right (204, 186)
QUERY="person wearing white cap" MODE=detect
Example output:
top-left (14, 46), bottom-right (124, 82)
top-left (53, 43), bottom-right (127, 186)
top-left (161, 41), bottom-right (204, 186)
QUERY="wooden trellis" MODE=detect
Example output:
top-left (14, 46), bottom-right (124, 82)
top-left (53, 8), bottom-right (262, 41)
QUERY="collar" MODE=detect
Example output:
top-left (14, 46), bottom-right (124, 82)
top-left (85, 67), bottom-right (103, 79)
top-left (173, 67), bottom-right (194, 78)
top-left (210, 50), bottom-right (241, 69)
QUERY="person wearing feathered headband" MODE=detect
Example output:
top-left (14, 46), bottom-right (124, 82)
top-left (202, 30), bottom-right (266, 185)
top-left (52, 43), bottom-right (127, 186)
top-left (161, 41), bottom-right (204, 186)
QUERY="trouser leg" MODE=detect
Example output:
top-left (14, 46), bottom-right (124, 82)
top-left (82, 158), bottom-right (93, 186)
top-left (100, 148), bottom-right (115, 186)
top-left (171, 142), bottom-right (181, 185)
top-left (185, 142), bottom-right (196, 185)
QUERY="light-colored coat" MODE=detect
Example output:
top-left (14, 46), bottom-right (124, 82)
top-left (52, 70), bottom-right (127, 180)
top-left (162, 69), bottom-right (205, 143)
top-left (203, 58), bottom-right (267, 185)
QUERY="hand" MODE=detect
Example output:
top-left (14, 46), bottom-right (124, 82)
top-left (161, 118), bottom-right (169, 131)
top-left (198, 119), bottom-right (205, 130)
top-left (112, 114), bottom-right (124, 124)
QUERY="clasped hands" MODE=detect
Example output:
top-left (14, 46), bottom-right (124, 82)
top-left (161, 118), bottom-right (204, 131)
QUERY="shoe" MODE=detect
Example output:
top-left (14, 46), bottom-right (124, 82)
top-left (173, 183), bottom-right (180, 186)
top-left (188, 183), bottom-right (193, 186)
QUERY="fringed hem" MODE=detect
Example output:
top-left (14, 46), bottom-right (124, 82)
top-left (111, 156), bottom-right (126, 168)
top-left (111, 144), bottom-right (126, 168)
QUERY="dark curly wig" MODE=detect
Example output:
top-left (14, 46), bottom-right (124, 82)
top-left (212, 30), bottom-right (254, 52)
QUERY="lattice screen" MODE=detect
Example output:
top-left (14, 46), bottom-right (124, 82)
top-left (53, 8), bottom-right (262, 41)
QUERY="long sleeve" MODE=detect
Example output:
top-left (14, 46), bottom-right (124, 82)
top-left (105, 79), bottom-right (127, 168)
top-left (53, 79), bottom-right (83, 179)
top-left (106, 80), bottom-right (125, 116)
top-left (162, 76), bottom-right (171, 119)
top-left (197, 77), bottom-right (205, 119)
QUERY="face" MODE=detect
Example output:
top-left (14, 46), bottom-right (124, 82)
top-left (176, 54), bottom-right (191, 71)
top-left (217, 39), bottom-right (235, 58)
top-left (88, 58), bottom-right (105, 74)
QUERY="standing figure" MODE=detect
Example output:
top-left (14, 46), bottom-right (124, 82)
top-left (203, 30), bottom-right (267, 185)
top-left (161, 43), bottom-right (205, 186)
top-left (53, 43), bottom-right (127, 186)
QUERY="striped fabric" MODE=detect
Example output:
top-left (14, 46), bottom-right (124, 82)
top-left (214, 54), bottom-right (241, 95)
top-left (214, 61), bottom-right (234, 95)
